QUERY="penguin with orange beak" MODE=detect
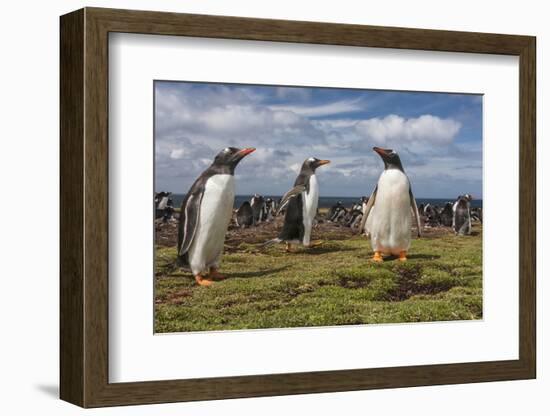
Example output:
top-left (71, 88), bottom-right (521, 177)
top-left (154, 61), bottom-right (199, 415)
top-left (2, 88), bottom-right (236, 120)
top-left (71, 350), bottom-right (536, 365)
top-left (177, 147), bottom-right (255, 286)
top-left (264, 157), bottom-right (330, 251)
top-left (360, 147), bottom-right (422, 262)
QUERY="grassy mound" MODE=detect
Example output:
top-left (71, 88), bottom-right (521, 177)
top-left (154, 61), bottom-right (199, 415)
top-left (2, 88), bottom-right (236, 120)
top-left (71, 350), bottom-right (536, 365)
top-left (154, 222), bottom-right (482, 332)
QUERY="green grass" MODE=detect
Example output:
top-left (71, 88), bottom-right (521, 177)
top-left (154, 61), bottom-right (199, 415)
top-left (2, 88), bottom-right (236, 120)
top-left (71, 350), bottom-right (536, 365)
top-left (154, 226), bottom-right (482, 332)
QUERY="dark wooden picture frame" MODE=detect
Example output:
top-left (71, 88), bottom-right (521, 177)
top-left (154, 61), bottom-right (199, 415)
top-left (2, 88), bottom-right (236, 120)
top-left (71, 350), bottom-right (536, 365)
top-left (60, 7), bottom-right (536, 408)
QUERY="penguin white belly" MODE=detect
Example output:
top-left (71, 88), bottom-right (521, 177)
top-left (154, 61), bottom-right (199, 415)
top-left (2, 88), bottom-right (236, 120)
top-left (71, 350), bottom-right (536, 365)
top-left (301, 174), bottom-right (319, 246)
top-left (368, 170), bottom-right (411, 255)
top-left (188, 174), bottom-right (234, 275)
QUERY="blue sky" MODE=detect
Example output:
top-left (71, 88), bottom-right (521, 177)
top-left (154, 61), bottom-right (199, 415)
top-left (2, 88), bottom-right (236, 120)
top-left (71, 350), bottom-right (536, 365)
top-left (155, 81), bottom-right (482, 198)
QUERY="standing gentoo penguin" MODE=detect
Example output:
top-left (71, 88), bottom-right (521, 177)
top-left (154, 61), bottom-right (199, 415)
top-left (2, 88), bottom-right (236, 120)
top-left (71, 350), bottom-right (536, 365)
top-left (453, 194), bottom-right (472, 235)
top-left (264, 198), bottom-right (277, 221)
top-left (360, 147), bottom-right (422, 262)
top-left (440, 202), bottom-right (454, 227)
top-left (177, 147), bottom-right (255, 286)
top-left (236, 201), bottom-right (254, 228)
top-left (250, 194), bottom-right (266, 224)
top-left (263, 157), bottom-right (330, 251)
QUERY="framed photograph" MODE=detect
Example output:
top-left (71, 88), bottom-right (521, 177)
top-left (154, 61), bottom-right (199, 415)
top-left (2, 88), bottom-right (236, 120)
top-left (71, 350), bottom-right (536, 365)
top-left (60, 7), bottom-right (536, 408)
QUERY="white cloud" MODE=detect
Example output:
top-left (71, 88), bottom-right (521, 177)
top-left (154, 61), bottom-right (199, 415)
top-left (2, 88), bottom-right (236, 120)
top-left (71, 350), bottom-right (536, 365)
top-left (169, 148), bottom-right (185, 159)
top-left (269, 98), bottom-right (364, 118)
top-left (355, 114), bottom-right (461, 146)
top-left (313, 119), bottom-right (359, 130)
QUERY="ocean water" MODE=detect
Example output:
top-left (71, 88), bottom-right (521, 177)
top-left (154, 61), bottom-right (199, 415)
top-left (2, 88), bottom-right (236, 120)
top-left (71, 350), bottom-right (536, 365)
top-left (167, 194), bottom-right (483, 209)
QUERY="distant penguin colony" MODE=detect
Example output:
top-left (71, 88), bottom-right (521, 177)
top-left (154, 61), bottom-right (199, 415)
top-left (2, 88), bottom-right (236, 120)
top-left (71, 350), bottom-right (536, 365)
top-left (344, 205), bottom-right (364, 229)
top-left (325, 196), bottom-right (368, 230)
top-left (360, 147), bottom-right (422, 262)
top-left (263, 157), bottom-right (330, 252)
top-left (168, 145), bottom-right (479, 285)
top-left (412, 194), bottom-right (480, 232)
top-left (177, 147), bottom-right (255, 286)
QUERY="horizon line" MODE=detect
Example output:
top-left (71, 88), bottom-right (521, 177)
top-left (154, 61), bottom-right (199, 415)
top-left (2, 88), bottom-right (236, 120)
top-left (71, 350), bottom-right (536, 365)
top-left (162, 192), bottom-right (483, 200)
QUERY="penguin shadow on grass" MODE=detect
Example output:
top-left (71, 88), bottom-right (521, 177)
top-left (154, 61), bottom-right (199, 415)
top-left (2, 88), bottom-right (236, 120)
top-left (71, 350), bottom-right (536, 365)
top-left (402, 253), bottom-right (441, 260)
top-left (302, 244), bottom-right (358, 255)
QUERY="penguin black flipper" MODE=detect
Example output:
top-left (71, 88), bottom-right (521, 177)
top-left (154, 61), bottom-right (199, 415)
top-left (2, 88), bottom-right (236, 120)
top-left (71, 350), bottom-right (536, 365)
top-left (409, 187), bottom-right (422, 237)
top-left (359, 185), bottom-right (377, 234)
top-left (177, 178), bottom-right (206, 259)
top-left (277, 184), bottom-right (307, 214)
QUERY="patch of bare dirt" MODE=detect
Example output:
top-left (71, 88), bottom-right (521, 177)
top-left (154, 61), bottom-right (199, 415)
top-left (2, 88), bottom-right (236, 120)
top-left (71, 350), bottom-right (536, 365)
top-left (382, 264), bottom-right (455, 301)
top-left (156, 288), bottom-right (193, 305)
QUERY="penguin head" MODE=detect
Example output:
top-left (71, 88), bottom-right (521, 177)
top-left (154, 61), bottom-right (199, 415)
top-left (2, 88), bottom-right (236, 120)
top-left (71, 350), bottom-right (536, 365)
top-left (301, 157), bottom-right (331, 173)
top-left (373, 147), bottom-right (404, 172)
top-left (212, 147), bottom-right (255, 173)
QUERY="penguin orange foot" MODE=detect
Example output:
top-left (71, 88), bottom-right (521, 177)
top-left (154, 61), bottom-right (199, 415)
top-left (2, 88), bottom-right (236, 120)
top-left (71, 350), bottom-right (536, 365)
top-left (285, 243), bottom-right (293, 253)
top-left (398, 251), bottom-right (407, 261)
top-left (372, 252), bottom-right (383, 262)
top-left (195, 274), bottom-right (213, 287)
top-left (306, 240), bottom-right (325, 248)
top-left (209, 268), bottom-right (226, 281)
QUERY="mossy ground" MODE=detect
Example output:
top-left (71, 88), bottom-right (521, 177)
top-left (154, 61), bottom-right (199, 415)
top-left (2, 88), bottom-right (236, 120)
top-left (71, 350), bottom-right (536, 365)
top-left (154, 220), bottom-right (482, 333)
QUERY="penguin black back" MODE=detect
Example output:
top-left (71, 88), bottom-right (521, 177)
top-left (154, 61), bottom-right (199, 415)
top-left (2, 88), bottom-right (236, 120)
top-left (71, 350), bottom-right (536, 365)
top-left (278, 195), bottom-right (305, 242)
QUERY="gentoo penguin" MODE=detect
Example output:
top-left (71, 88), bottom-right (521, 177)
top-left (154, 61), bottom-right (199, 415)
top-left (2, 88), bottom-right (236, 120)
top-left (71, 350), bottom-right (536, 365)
top-left (328, 201), bottom-right (347, 222)
top-left (453, 194), bottom-right (472, 235)
top-left (327, 201), bottom-right (340, 221)
top-left (259, 198), bottom-right (269, 222)
top-left (471, 207), bottom-right (483, 223)
top-left (236, 201), bottom-right (254, 228)
top-left (264, 197), bottom-right (276, 221)
top-left (440, 202), bottom-right (454, 227)
top-left (250, 194), bottom-right (266, 225)
top-left (177, 147), bottom-right (255, 286)
top-left (346, 198), bottom-right (366, 227)
top-left (424, 203), bottom-right (441, 227)
top-left (360, 147), bottom-right (422, 262)
top-left (359, 196), bottom-right (369, 229)
top-left (155, 191), bottom-right (172, 219)
top-left (345, 206), bottom-right (364, 229)
top-left (263, 157), bottom-right (330, 251)
top-left (162, 197), bottom-right (175, 223)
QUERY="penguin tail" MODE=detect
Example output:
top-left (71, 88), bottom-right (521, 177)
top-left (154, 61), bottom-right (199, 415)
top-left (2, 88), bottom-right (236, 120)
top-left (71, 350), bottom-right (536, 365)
top-left (259, 238), bottom-right (282, 250)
